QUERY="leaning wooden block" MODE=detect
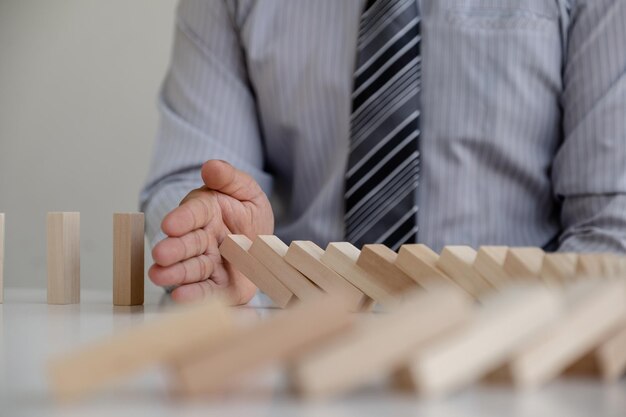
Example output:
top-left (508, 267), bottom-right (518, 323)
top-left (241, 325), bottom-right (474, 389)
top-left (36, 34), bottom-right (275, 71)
top-left (503, 247), bottom-right (544, 281)
top-left (219, 235), bottom-right (295, 308)
top-left (473, 246), bottom-right (509, 289)
top-left (249, 235), bottom-right (322, 301)
top-left (284, 241), bottom-right (367, 311)
top-left (290, 287), bottom-right (471, 399)
top-left (506, 280), bottom-right (626, 389)
top-left (171, 295), bottom-right (354, 395)
top-left (320, 242), bottom-right (388, 308)
top-left (395, 285), bottom-right (560, 396)
top-left (356, 244), bottom-right (418, 297)
top-left (113, 213), bottom-right (144, 306)
top-left (577, 253), bottom-right (624, 279)
top-left (395, 244), bottom-right (466, 294)
top-left (595, 322), bottom-right (626, 381)
top-left (437, 246), bottom-right (493, 299)
top-left (540, 253), bottom-right (578, 286)
top-left (0, 213), bottom-right (4, 303)
top-left (47, 212), bottom-right (80, 305)
top-left (48, 298), bottom-right (234, 401)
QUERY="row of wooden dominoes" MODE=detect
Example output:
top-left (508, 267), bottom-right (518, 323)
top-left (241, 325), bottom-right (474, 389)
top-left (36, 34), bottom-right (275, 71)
top-left (0, 212), bottom-right (144, 306)
top-left (48, 235), bottom-right (626, 402)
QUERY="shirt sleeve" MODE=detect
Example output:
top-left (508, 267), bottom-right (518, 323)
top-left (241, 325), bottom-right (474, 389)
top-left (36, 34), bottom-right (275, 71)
top-left (139, 0), bottom-right (272, 248)
top-left (552, 0), bottom-right (626, 253)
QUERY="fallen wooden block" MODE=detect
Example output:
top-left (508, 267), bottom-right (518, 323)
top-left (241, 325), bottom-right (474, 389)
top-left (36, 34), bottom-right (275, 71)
top-left (0, 213), bottom-right (4, 303)
top-left (356, 244), bottom-right (418, 297)
top-left (320, 242), bottom-right (388, 308)
top-left (395, 285), bottom-right (560, 396)
top-left (290, 287), bottom-right (471, 399)
top-left (394, 244), bottom-right (466, 294)
top-left (219, 235), bottom-right (295, 308)
top-left (48, 298), bottom-right (234, 402)
top-left (473, 246), bottom-right (509, 289)
top-left (113, 213), bottom-right (144, 306)
top-left (503, 247), bottom-right (544, 281)
top-left (47, 212), bottom-right (80, 305)
top-left (437, 246), bottom-right (493, 299)
top-left (540, 253), bottom-right (578, 286)
top-left (284, 241), bottom-right (367, 311)
top-left (506, 280), bottom-right (626, 389)
top-left (171, 295), bottom-right (354, 395)
top-left (249, 235), bottom-right (323, 301)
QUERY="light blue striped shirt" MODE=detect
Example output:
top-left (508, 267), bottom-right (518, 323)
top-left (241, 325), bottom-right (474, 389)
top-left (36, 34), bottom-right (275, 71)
top-left (140, 0), bottom-right (626, 254)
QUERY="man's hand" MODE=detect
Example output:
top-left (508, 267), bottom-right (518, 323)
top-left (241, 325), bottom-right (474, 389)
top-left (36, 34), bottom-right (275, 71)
top-left (148, 160), bottom-right (274, 304)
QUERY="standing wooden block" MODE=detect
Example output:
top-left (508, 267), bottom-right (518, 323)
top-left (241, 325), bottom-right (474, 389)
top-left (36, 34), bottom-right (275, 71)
top-left (113, 213), bottom-right (144, 306)
top-left (395, 244), bottom-right (465, 294)
top-left (437, 246), bottom-right (493, 299)
top-left (48, 298), bottom-right (233, 401)
top-left (319, 242), bottom-right (387, 308)
top-left (396, 285), bottom-right (560, 396)
top-left (284, 241), bottom-right (367, 311)
top-left (473, 246), bottom-right (509, 289)
top-left (540, 253), bottom-right (578, 286)
top-left (290, 287), bottom-right (472, 399)
top-left (356, 244), bottom-right (418, 297)
top-left (219, 235), bottom-right (295, 308)
top-left (171, 296), bottom-right (354, 395)
top-left (506, 280), bottom-right (626, 389)
top-left (0, 213), bottom-right (4, 303)
top-left (503, 247), bottom-right (545, 281)
top-left (249, 235), bottom-right (322, 301)
top-left (47, 212), bottom-right (80, 305)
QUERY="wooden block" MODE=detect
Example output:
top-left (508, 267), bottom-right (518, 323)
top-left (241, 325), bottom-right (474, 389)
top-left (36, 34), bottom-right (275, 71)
top-left (113, 213), bottom-right (144, 306)
top-left (249, 235), bottom-right (322, 301)
top-left (219, 235), bottom-right (295, 308)
top-left (290, 287), bottom-right (472, 399)
top-left (171, 296), bottom-right (354, 395)
top-left (503, 247), bottom-right (545, 280)
top-left (284, 241), bottom-right (367, 311)
top-left (473, 246), bottom-right (509, 289)
top-left (506, 280), bottom-right (626, 388)
top-left (0, 213), bottom-right (4, 303)
top-left (47, 212), bottom-right (80, 305)
top-left (595, 321), bottom-right (626, 381)
top-left (320, 242), bottom-right (389, 308)
top-left (396, 285), bottom-right (560, 396)
top-left (48, 298), bottom-right (234, 401)
top-left (437, 246), bottom-right (493, 299)
top-left (356, 244), bottom-right (418, 297)
top-left (540, 253), bottom-right (578, 286)
top-left (577, 253), bottom-right (624, 278)
top-left (395, 244), bottom-right (466, 294)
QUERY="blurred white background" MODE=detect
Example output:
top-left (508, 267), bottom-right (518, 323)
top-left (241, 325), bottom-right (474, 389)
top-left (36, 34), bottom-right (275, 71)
top-left (0, 0), bottom-right (178, 290)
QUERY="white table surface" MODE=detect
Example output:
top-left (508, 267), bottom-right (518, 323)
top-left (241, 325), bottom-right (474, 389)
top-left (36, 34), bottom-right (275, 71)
top-left (1, 287), bottom-right (625, 417)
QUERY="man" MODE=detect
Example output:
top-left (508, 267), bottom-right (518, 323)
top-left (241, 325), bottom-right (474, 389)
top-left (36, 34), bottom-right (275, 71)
top-left (140, 0), bottom-right (626, 304)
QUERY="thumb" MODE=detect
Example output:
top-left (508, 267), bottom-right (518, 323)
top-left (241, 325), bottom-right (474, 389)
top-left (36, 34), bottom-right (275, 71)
top-left (201, 160), bottom-right (266, 204)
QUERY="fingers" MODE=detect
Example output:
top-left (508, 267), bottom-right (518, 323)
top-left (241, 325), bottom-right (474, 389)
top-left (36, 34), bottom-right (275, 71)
top-left (148, 254), bottom-right (214, 287)
top-left (201, 160), bottom-right (266, 203)
top-left (152, 229), bottom-right (210, 267)
top-left (161, 195), bottom-right (213, 237)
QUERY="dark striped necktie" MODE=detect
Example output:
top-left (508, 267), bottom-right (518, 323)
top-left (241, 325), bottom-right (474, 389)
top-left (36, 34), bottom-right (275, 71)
top-left (345, 0), bottom-right (421, 250)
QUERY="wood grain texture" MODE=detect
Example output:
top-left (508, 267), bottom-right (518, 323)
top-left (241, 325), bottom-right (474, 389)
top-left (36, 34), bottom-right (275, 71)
top-left (356, 244), bottom-right (418, 298)
top-left (473, 246), bottom-right (509, 289)
top-left (397, 285), bottom-right (560, 396)
top-left (219, 235), bottom-right (295, 308)
top-left (395, 244), bottom-right (465, 294)
top-left (249, 235), bottom-right (322, 301)
top-left (113, 213), bottom-right (145, 306)
top-left (47, 212), bottom-right (80, 305)
top-left (172, 296), bottom-right (354, 395)
top-left (0, 213), bottom-right (4, 303)
top-left (48, 298), bottom-right (234, 402)
top-left (290, 287), bottom-right (472, 399)
top-left (284, 241), bottom-right (366, 311)
top-left (437, 246), bottom-right (493, 299)
top-left (507, 280), bottom-right (626, 389)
